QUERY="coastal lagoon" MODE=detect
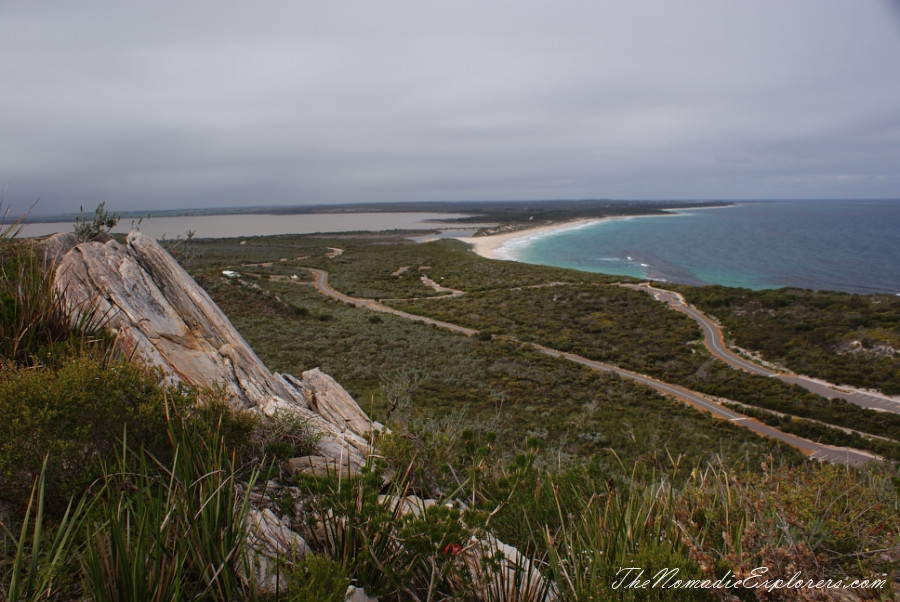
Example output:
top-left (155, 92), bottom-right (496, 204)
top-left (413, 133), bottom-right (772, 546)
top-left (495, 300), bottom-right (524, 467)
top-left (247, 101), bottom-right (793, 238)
top-left (18, 212), bottom-right (480, 241)
top-left (504, 200), bottom-right (900, 295)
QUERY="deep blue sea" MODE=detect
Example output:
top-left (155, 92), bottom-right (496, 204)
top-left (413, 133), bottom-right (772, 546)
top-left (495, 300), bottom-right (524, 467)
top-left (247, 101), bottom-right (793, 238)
top-left (505, 200), bottom-right (900, 295)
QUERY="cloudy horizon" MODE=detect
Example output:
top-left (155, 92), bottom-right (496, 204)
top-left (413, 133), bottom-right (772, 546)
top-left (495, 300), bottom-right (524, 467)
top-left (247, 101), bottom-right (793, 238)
top-left (2, 1), bottom-right (900, 216)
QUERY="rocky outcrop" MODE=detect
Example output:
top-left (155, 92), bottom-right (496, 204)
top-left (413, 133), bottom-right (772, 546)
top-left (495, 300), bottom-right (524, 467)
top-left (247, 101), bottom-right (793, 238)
top-left (43, 230), bottom-right (382, 598)
top-left (281, 369), bottom-right (381, 441)
top-left (282, 455), bottom-right (359, 479)
top-left (40, 230), bottom-right (550, 602)
top-left (44, 230), bottom-right (373, 469)
top-left (243, 507), bottom-right (309, 595)
top-left (463, 533), bottom-right (556, 601)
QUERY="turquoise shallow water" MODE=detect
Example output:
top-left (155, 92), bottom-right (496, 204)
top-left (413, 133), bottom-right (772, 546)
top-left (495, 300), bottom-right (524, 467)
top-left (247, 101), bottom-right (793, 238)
top-left (508, 200), bottom-right (900, 294)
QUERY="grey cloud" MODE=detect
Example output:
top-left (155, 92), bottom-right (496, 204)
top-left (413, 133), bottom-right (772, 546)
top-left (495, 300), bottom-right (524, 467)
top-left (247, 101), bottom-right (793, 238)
top-left (2, 0), bottom-right (899, 215)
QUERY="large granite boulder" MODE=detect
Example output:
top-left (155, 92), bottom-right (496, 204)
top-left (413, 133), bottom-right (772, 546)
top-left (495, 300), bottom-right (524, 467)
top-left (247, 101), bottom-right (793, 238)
top-left (43, 230), bottom-right (372, 468)
top-left (39, 230), bottom-right (546, 601)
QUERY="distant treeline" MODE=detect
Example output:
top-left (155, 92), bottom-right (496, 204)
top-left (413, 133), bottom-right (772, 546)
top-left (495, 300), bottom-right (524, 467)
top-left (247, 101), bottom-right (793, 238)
top-left (22, 199), bottom-right (732, 225)
top-left (259, 199), bottom-right (734, 223)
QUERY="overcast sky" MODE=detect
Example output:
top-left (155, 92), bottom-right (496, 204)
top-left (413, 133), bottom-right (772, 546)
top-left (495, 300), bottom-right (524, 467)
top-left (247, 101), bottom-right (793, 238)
top-left (2, 1), bottom-right (900, 216)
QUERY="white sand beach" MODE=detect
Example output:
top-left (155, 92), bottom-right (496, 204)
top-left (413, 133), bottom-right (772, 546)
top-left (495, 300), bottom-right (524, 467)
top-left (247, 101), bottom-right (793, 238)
top-left (455, 218), bottom-right (604, 260)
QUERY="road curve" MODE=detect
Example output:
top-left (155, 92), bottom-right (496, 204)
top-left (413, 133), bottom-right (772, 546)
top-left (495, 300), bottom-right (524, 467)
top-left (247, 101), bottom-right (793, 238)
top-left (625, 283), bottom-right (900, 415)
top-left (621, 284), bottom-right (770, 375)
top-left (306, 268), bottom-right (877, 466)
top-left (306, 268), bottom-right (478, 336)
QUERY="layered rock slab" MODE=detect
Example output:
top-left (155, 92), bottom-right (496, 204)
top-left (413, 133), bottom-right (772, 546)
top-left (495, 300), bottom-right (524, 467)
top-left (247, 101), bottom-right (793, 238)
top-left (45, 230), bottom-right (371, 466)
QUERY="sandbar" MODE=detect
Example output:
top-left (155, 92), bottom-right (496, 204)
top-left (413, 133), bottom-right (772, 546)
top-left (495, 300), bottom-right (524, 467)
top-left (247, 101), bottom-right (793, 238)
top-left (455, 218), bottom-right (604, 260)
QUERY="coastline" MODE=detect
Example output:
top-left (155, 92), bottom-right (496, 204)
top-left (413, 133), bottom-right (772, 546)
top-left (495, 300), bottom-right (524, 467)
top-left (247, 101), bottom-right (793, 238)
top-left (453, 201), bottom-right (900, 295)
top-left (453, 207), bottom-right (715, 261)
top-left (455, 218), bottom-right (605, 260)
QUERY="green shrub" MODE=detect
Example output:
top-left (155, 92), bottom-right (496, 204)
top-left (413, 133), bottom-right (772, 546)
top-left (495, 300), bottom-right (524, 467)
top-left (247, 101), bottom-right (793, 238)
top-left (72, 202), bottom-right (118, 242)
top-left (288, 555), bottom-right (350, 602)
top-left (0, 355), bottom-right (191, 511)
top-left (292, 455), bottom-right (486, 600)
top-left (376, 428), bottom-right (454, 499)
top-left (252, 409), bottom-right (321, 465)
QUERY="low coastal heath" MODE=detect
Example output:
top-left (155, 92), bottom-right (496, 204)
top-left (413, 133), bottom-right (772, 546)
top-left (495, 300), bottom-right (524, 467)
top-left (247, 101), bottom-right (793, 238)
top-left (610, 566), bottom-right (888, 594)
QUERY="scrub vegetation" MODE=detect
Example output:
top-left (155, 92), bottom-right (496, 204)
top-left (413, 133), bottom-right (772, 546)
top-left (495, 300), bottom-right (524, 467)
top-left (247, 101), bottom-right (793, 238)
top-left (197, 231), bottom-right (900, 457)
top-left (190, 234), bottom-right (793, 467)
top-left (681, 286), bottom-right (900, 395)
top-left (1, 220), bottom-right (899, 600)
top-left (186, 230), bottom-right (899, 597)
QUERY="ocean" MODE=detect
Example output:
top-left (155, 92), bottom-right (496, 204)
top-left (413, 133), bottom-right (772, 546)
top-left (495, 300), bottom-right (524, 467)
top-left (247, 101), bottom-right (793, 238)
top-left (503, 200), bottom-right (900, 295)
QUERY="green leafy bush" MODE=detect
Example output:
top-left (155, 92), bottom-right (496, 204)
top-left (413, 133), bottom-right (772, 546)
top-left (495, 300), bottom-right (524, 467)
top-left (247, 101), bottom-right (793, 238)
top-left (0, 355), bottom-right (184, 509)
top-left (288, 440), bottom-right (511, 601)
top-left (288, 555), bottom-right (350, 602)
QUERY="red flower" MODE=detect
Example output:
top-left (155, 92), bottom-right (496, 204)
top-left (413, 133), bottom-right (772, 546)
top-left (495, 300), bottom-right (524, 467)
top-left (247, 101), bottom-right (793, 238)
top-left (443, 543), bottom-right (462, 556)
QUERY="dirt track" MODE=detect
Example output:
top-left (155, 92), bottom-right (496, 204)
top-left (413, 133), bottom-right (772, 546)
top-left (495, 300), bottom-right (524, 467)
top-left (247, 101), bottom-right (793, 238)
top-left (306, 268), bottom-right (879, 467)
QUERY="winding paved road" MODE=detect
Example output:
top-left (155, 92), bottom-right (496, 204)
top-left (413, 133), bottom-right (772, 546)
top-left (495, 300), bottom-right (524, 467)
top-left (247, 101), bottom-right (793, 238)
top-left (624, 283), bottom-right (900, 414)
top-left (306, 268), bottom-right (878, 466)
